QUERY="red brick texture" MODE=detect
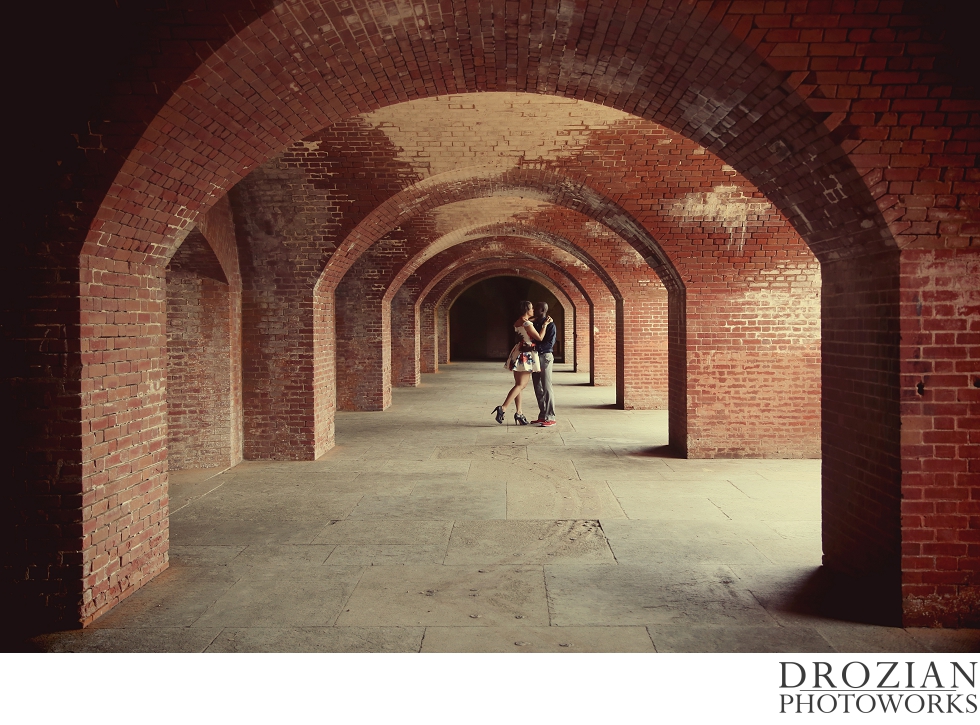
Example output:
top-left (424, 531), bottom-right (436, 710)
top-left (166, 242), bottom-right (232, 469)
top-left (899, 248), bottom-right (979, 627)
top-left (6, 1), bottom-right (977, 629)
top-left (166, 195), bottom-right (244, 471)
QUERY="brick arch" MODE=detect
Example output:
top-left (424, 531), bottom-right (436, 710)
top-left (412, 240), bottom-right (623, 392)
top-left (442, 271), bottom-right (576, 330)
top-left (320, 165), bottom-right (680, 297)
top-left (337, 232), bottom-right (616, 410)
top-left (422, 255), bottom-right (597, 382)
top-left (390, 254), bottom-right (593, 388)
top-left (74, 0), bottom-right (948, 269)
top-left (13, 1), bottom-right (976, 628)
top-left (426, 239), bottom-right (671, 411)
top-left (440, 268), bottom-right (579, 367)
top-left (383, 218), bottom-right (625, 304)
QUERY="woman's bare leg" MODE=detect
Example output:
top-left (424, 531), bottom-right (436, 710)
top-left (502, 372), bottom-right (530, 410)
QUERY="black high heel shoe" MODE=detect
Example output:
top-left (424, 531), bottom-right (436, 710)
top-left (514, 412), bottom-right (529, 425)
top-left (492, 405), bottom-right (505, 424)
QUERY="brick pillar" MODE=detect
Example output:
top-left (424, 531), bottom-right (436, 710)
top-left (420, 300), bottom-right (438, 374)
top-left (682, 271), bottom-right (821, 458)
top-left (391, 285), bottom-right (420, 387)
top-left (591, 298), bottom-right (616, 386)
top-left (899, 247), bottom-right (980, 627)
top-left (336, 288), bottom-right (391, 411)
top-left (668, 289), bottom-right (688, 456)
top-left (574, 303), bottom-right (590, 373)
top-left (78, 254), bottom-right (170, 625)
top-left (821, 250), bottom-right (902, 620)
top-left (241, 287), bottom-right (318, 459)
top-left (312, 287), bottom-right (336, 457)
top-left (165, 270), bottom-right (233, 469)
top-left (437, 302), bottom-right (450, 365)
top-left (618, 284), bottom-right (669, 410)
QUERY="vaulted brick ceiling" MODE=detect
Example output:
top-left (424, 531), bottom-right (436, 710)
top-left (234, 92), bottom-right (812, 295)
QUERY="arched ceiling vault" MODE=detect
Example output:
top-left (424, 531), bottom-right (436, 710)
top-left (319, 163), bottom-right (683, 295)
top-left (80, 0), bottom-right (911, 270)
top-left (411, 239), bottom-right (609, 311)
top-left (382, 218), bottom-right (628, 304)
top-left (441, 269), bottom-right (579, 316)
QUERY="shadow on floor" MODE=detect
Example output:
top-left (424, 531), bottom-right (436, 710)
top-left (774, 568), bottom-right (903, 628)
top-left (629, 445), bottom-right (680, 458)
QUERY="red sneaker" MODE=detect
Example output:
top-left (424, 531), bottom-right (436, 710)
top-left (538, 420), bottom-right (557, 426)
top-left (531, 418), bottom-right (546, 424)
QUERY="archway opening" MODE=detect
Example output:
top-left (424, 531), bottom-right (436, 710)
top-left (450, 276), bottom-right (566, 363)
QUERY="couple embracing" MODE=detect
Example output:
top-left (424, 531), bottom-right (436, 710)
top-left (491, 300), bottom-right (558, 427)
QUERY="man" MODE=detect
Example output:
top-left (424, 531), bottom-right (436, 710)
top-left (531, 301), bottom-right (557, 426)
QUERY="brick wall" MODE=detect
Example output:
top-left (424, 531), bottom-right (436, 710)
top-left (9, 0), bottom-right (977, 628)
top-left (165, 240), bottom-right (233, 470)
top-left (900, 247), bottom-right (980, 627)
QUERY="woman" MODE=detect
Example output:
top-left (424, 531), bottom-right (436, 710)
top-left (492, 300), bottom-right (553, 425)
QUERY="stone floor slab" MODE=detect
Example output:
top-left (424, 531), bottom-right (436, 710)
top-left (466, 458), bottom-right (579, 483)
top-left (611, 494), bottom-right (735, 522)
top-left (813, 622), bottom-right (929, 653)
top-left (337, 564), bottom-right (549, 627)
top-left (172, 517), bottom-right (332, 546)
top-left (87, 567), bottom-right (242, 629)
top-left (312, 520), bottom-right (454, 546)
top-left (648, 625), bottom-right (832, 653)
top-left (545, 563), bottom-right (775, 627)
top-left (444, 520), bottom-right (615, 565)
top-left (433, 445), bottom-right (527, 461)
top-left (30, 627), bottom-right (224, 653)
top-left (348, 492), bottom-right (506, 520)
top-left (169, 545), bottom-right (246, 567)
top-left (325, 545), bottom-right (449, 565)
top-left (192, 567), bottom-right (365, 628)
top-left (608, 537), bottom-right (773, 567)
top-left (205, 627), bottom-right (424, 653)
top-left (420, 625), bottom-right (655, 652)
top-left (506, 480), bottom-right (627, 519)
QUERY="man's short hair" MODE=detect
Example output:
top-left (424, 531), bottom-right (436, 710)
top-left (534, 301), bottom-right (549, 316)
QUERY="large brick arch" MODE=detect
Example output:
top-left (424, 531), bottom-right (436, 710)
top-left (9, 1), bottom-right (977, 628)
top-left (72, 1), bottom-right (948, 267)
top-left (420, 255), bottom-right (593, 374)
top-left (411, 241), bottom-right (616, 387)
top-left (319, 165), bottom-right (680, 293)
top-left (391, 252), bottom-right (593, 386)
top-left (384, 220), bottom-right (626, 302)
top-left (439, 268), bottom-right (580, 368)
top-left (331, 209), bottom-right (624, 410)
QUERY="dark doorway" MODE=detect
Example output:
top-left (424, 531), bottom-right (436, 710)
top-left (450, 276), bottom-right (565, 362)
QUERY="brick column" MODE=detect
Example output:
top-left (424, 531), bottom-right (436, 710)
top-left (391, 285), bottom-right (420, 387)
top-left (899, 247), bottom-right (980, 627)
top-left (78, 254), bottom-right (170, 625)
top-left (165, 270), bottom-right (233, 470)
top-left (591, 298), bottom-right (616, 386)
top-left (420, 300), bottom-right (438, 374)
top-left (336, 291), bottom-right (391, 411)
top-left (618, 284), bottom-right (669, 410)
top-left (821, 250), bottom-right (902, 620)
top-left (437, 302), bottom-right (450, 365)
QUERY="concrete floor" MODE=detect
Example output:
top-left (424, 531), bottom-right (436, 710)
top-left (28, 363), bottom-right (980, 652)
